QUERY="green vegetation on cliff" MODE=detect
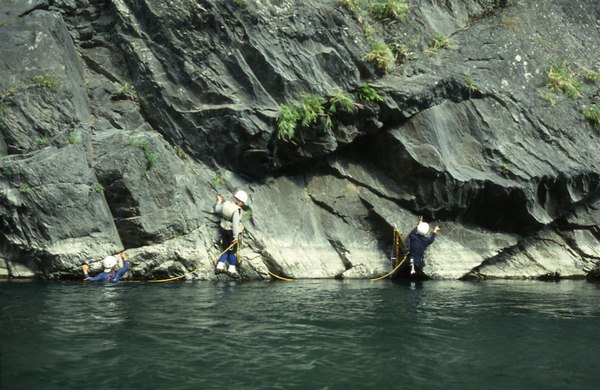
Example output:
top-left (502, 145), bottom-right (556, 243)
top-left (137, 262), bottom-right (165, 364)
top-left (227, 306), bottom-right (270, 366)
top-left (277, 90), bottom-right (362, 142)
top-left (583, 107), bottom-right (600, 132)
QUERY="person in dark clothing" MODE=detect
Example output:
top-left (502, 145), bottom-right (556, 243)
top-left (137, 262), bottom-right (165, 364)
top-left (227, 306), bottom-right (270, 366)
top-left (82, 251), bottom-right (130, 283)
top-left (408, 220), bottom-right (440, 275)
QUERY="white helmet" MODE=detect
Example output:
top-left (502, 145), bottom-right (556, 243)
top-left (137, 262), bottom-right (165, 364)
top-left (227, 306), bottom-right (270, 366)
top-left (102, 256), bottom-right (118, 272)
top-left (417, 222), bottom-right (430, 235)
top-left (234, 190), bottom-right (248, 204)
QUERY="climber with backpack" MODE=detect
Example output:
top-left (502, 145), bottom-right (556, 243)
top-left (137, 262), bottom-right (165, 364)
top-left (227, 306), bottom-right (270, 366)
top-left (213, 190), bottom-right (248, 278)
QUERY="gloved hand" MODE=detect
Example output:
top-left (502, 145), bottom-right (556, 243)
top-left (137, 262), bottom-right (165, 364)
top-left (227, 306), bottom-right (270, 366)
top-left (82, 263), bottom-right (89, 275)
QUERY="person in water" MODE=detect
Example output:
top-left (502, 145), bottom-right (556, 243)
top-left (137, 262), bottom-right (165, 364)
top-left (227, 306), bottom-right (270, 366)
top-left (214, 190), bottom-right (248, 277)
top-left (82, 251), bottom-right (130, 283)
top-left (408, 219), bottom-right (440, 276)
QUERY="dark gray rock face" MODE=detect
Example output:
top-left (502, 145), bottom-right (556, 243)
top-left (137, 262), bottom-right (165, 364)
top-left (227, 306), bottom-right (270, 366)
top-left (1, 0), bottom-right (598, 280)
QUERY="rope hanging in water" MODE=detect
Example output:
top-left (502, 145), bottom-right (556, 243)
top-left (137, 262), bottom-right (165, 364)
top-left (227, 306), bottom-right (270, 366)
top-left (148, 241), bottom-right (238, 283)
top-left (371, 228), bottom-right (406, 281)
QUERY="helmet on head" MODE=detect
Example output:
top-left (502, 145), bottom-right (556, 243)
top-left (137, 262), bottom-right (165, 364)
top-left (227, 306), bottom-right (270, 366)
top-left (234, 190), bottom-right (248, 204)
top-left (102, 256), bottom-right (118, 272)
top-left (417, 222), bottom-right (430, 235)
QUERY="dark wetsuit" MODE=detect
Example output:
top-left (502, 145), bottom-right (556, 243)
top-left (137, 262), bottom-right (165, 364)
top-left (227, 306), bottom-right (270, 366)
top-left (408, 228), bottom-right (436, 272)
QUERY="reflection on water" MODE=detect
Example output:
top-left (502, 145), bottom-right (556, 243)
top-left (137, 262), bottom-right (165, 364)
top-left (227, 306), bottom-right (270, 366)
top-left (1, 280), bottom-right (599, 389)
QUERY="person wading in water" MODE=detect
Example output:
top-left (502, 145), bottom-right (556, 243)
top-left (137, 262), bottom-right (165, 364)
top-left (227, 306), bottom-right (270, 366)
top-left (408, 219), bottom-right (440, 277)
top-left (214, 190), bottom-right (248, 278)
top-left (82, 251), bottom-right (130, 283)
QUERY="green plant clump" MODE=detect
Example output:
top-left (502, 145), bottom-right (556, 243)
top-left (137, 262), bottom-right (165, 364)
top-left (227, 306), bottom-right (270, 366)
top-left (1, 74), bottom-right (60, 98)
top-left (174, 145), bottom-right (188, 160)
top-left (328, 90), bottom-right (356, 114)
top-left (431, 32), bottom-right (450, 50)
top-left (357, 84), bottom-right (384, 103)
top-left (36, 137), bottom-right (48, 147)
top-left (538, 90), bottom-right (556, 106)
top-left (501, 17), bottom-right (518, 29)
top-left (213, 174), bottom-right (225, 188)
top-left (134, 139), bottom-right (159, 171)
top-left (277, 94), bottom-right (330, 141)
top-left (1, 86), bottom-right (17, 100)
top-left (277, 90), bottom-right (361, 142)
top-left (583, 106), bottom-right (600, 132)
top-left (388, 37), bottom-right (411, 62)
top-left (66, 134), bottom-right (80, 145)
top-left (1, 74), bottom-right (60, 126)
top-left (277, 104), bottom-right (301, 142)
top-left (369, 0), bottom-right (409, 20)
top-left (584, 71), bottom-right (600, 83)
top-left (116, 82), bottom-right (137, 101)
top-left (144, 149), bottom-right (158, 171)
top-left (463, 74), bottom-right (480, 93)
top-left (546, 62), bottom-right (582, 98)
top-left (365, 41), bottom-right (395, 73)
top-left (338, 0), bottom-right (361, 15)
top-left (31, 75), bottom-right (59, 91)
top-left (0, 164), bottom-right (13, 177)
top-left (243, 208), bottom-right (253, 222)
top-left (298, 94), bottom-right (326, 128)
top-left (19, 181), bottom-right (33, 194)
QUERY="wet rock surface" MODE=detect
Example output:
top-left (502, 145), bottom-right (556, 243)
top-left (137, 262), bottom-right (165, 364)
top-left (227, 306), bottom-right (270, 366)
top-left (1, 0), bottom-right (598, 280)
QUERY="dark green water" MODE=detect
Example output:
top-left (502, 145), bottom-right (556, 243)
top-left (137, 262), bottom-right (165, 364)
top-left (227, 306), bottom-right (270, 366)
top-left (1, 279), bottom-right (599, 390)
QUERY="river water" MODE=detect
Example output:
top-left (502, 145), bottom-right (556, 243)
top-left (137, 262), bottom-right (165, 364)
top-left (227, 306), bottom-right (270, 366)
top-left (1, 279), bottom-right (598, 389)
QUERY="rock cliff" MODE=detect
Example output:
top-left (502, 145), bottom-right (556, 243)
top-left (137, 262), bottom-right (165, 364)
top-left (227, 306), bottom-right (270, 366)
top-left (1, 0), bottom-right (599, 280)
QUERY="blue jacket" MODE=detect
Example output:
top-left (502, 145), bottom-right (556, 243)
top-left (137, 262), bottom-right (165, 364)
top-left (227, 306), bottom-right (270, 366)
top-left (408, 228), bottom-right (436, 266)
top-left (85, 261), bottom-right (130, 283)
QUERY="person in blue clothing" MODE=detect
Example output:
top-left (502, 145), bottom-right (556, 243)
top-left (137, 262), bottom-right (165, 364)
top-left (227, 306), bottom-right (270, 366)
top-left (82, 251), bottom-right (130, 282)
top-left (408, 219), bottom-right (440, 276)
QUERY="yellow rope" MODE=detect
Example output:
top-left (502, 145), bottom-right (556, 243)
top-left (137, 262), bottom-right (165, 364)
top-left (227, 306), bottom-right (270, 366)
top-left (371, 253), bottom-right (408, 281)
top-left (371, 228), bottom-right (407, 281)
top-left (267, 270), bottom-right (294, 281)
top-left (148, 241), bottom-right (238, 283)
top-left (140, 227), bottom-right (407, 283)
